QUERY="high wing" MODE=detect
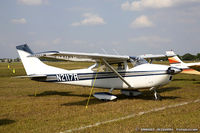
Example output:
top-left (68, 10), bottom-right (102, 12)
top-left (30, 51), bottom-right (167, 63)
top-left (138, 54), bottom-right (167, 64)
top-left (30, 51), bottom-right (130, 63)
top-left (139, 54), bottom-right (166, 59)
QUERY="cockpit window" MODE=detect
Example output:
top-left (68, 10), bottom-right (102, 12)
top-left (91, 57), bottom-right (148, 71)
top-left (129, 56), bottom-right (148, 67)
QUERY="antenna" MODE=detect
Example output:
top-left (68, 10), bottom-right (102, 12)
top-left (113, 49), bottom-right (119, 55)
top-left (101, 48), bottom-right (107, 54)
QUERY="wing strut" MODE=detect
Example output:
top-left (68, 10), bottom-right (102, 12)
top-left (102, 58), bottom-right (132, 88)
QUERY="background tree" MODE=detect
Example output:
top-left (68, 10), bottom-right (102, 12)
top-left (196, 53), bottom-right (200, 60)
top-left (182, 53), bottom-right (196, 61)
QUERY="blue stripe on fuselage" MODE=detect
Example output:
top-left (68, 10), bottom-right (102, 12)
top-left (45, 71), bottom-right (168, 82)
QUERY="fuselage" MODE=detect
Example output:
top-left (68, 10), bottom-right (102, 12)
top-left (36, 63), bottom-right (172, 90)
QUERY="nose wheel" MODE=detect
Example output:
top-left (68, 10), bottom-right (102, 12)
top-left (150, 87), bottom-right (162, 100)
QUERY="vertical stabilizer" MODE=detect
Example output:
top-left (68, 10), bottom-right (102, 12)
top-left (16, 44), bottom-right (67, 75)
top-left (166, 51), bottom-right (188, 69)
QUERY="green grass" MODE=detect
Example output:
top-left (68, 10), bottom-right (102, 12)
top-left (0, 62), bottom-right (200, 133)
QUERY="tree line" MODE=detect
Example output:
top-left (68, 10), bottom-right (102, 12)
top-left (179, 53), bottom-right (200, 61)
top-left (154, 53), bottom-right (200, 61)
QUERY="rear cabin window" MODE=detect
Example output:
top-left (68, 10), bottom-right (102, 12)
top-left (92, 62), bottom-right (126, 72)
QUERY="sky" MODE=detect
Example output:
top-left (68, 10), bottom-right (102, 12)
top-left (0, 0), bottom-right (200, 58)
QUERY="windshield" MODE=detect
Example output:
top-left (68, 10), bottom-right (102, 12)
top-left (129, 56), bottom-right (148, 67)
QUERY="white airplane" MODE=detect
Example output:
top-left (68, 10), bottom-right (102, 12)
top-left (166, 51), bottom-right (200, 75)
top-left (16, 44), bottom-right (182, 101)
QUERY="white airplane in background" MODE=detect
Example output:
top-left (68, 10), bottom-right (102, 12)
top-left (16, 44), bottom-right (182, 101)
top-left (166, 51), bottom-right (200, 75)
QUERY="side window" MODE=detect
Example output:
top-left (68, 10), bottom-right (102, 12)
top-left (117, 63), bottom-right (124, 70)
top-left (109, 63), bottom-right (125, 71)
top-left (92, 64), bottom-right (107, 72)
top-left (92, 62), bottom-right (126, 72)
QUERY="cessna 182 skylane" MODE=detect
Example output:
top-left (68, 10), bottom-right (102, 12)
top-left (16, 44), bottom-right (182, 101)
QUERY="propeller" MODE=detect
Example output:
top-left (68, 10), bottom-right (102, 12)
top-left (167, 67), bottom-right (182, 75)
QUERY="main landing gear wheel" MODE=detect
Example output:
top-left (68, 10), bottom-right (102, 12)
top-left (150, 87), bottom-right (162, 101)
top-left (154, 92), bottom-right (162, 101)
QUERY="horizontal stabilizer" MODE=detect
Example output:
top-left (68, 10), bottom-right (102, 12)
top-left (15, 74), bottom-right (47, 78)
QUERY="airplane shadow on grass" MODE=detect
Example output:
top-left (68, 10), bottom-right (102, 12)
top-left (28, 91), bottom-right (89, 98)
top-left (173, 78), bottom-right (197, 81)
top-left (61, 99), bottom-right (103, 106)
top-left (194, 81), bottom-right (200, 84)
top-left (173, 78), bottom-right (200, 85)
top-left (0, 119), bottom-right (15, 126)
top-left (157, 87), bottom-right (181, 93)
top-left (173, 78), bottom-right (200, 84)
top-left (61, 87), bottom-right (181, 106)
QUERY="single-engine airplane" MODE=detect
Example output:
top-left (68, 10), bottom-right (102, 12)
top-left (166, 51), bottom-right (200, 75)
top-left (16, 44), bottom-right (182, 101)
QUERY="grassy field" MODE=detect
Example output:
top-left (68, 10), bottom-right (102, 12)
top-left (0, 62), bottom-right (200, 133)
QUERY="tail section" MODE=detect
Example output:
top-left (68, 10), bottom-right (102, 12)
top-left (16, 44), bottom-right (67, 75)
top-left (166, 51), bottom-right (200, 75)
top-left (166, 51), bottom-right (188, 69)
